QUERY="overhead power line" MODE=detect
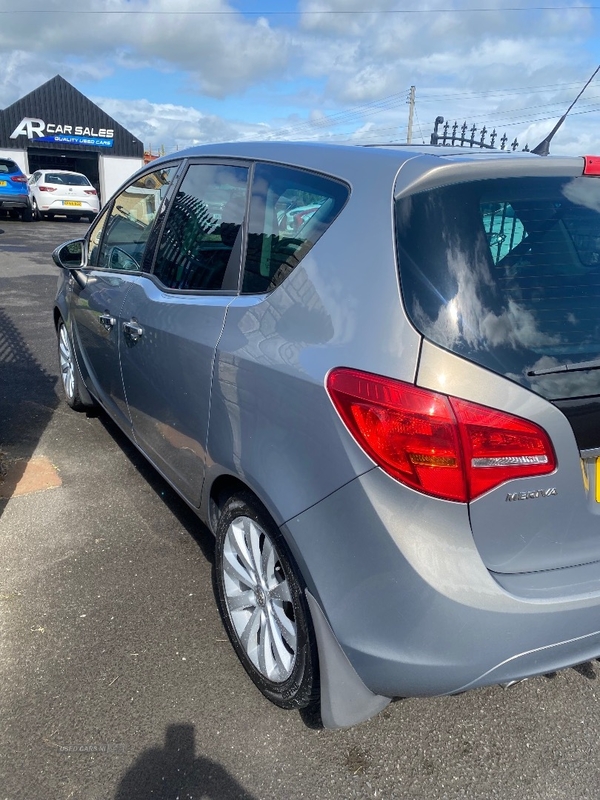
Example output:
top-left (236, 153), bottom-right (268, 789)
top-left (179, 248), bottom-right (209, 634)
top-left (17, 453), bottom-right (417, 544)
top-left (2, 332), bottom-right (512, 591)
top-left (269, 89), bottom-right (413, 138)
top-left (265, 89), bottom-right (600, 141)
top-left (420, 81), bottom-right (598, 100)
top-left (263, 80), bottom-right (600, 140)
top-left (0, 5), bottom-right (598, 13)
top-left (256, 100), bottom-right (600, 145)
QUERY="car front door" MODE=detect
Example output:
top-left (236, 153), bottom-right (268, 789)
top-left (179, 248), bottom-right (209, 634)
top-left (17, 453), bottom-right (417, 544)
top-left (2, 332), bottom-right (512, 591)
top-left (68, 165), bottom-right (179, 430)
top-left (118, 161), bottom-right (249, 506)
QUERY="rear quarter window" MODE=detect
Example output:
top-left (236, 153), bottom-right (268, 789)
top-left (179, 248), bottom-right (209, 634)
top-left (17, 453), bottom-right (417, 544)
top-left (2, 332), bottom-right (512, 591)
top-left (242, 163), bottom-right (349, 294)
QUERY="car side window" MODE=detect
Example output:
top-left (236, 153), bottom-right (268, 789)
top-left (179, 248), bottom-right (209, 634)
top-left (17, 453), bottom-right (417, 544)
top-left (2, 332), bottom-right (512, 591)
top-left (94, 166), bottom-right (177, 272)
top-left (152, 163), bottom-right (249, 291)
top-left (242, 163), bottom-right (349, 294)
top-left (481, 202), bottom-right (526, 264)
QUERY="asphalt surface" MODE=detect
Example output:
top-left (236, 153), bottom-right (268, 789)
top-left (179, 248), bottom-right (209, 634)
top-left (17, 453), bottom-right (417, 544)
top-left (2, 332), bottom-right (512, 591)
top-left (1, 217), bottom-right (600, 800)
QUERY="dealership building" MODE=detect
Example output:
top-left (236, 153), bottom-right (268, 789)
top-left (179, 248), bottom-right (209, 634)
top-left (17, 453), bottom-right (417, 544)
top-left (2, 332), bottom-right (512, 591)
top-left (0, 75), bottom-right (144, 203)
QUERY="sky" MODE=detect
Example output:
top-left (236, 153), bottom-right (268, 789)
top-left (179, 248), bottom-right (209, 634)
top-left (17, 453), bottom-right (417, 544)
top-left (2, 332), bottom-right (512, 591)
top-left (1, 0), bottom-right (600, 156)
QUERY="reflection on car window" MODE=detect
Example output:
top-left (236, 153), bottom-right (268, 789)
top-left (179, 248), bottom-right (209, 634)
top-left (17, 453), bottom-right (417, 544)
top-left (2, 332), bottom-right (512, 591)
top-left (242, 164), bottom-right (349, 294)
top-left (481, 202), bottom-right (525, 263)
top-left (87, 210), bottom-right (109, 267)
top-left (152, 164), bottom-right (248, 291)
top-left (396, 176), bottom-right (600, 400)
top-left (45, 173), bottom-right (91, 186)
top-left (95, 167), bottom-right (176, 272)
top-left (0, 159), bottom-right (20, 175)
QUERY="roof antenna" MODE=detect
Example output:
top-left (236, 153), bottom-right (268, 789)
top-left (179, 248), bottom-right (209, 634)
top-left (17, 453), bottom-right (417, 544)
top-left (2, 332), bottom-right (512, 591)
top-left (531, 64), bottom-right (600, 156)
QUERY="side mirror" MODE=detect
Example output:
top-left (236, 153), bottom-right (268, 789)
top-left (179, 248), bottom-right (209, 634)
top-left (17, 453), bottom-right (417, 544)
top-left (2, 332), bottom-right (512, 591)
top-left (52, 238), bottom-right (86, 269)
top-left (52, 239), bottom-right (88, 287)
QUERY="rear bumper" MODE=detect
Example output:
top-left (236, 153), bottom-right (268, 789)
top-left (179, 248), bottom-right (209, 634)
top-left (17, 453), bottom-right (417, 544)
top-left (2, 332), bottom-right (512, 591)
top-left (42, 200), bottom-right (98, 216)
top-left (284, 468), bottom-right (600, 698)
top-left (0, 194), bottom-right (30, 209)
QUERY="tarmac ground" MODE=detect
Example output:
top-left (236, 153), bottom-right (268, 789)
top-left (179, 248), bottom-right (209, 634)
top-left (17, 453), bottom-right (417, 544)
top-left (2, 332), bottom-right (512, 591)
top-left (1, 216), bottom-right (600, 800)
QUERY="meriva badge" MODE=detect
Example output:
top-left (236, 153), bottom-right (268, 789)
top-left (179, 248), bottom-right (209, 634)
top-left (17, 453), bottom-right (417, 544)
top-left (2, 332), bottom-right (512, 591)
top-left (506, 488), bottom-right (558, 501)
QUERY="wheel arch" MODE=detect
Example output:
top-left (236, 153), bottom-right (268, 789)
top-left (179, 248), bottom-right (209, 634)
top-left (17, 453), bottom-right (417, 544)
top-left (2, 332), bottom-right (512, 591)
top-left (53, 304), bottom-right (63, 331)
top-left (55, 311), bottom-right (96, 409)
top-left (207, 473), bottom-right (278, 537)
top-left (205, 470), bottom-right (316, 599)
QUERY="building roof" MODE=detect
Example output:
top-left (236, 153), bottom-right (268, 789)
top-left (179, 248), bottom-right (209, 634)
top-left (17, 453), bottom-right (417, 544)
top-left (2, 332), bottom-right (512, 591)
top-left (0, 75), bottom-right (143, 158)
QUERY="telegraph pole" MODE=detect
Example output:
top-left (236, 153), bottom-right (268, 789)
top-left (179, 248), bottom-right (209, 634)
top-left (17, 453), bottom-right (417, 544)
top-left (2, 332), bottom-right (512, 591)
top-left (406, 85), bottom-right (416, 144)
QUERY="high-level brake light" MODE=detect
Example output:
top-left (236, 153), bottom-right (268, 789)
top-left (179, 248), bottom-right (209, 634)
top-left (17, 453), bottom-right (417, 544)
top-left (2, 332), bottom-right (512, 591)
top-left (583, 156), bottom-right (600, 175)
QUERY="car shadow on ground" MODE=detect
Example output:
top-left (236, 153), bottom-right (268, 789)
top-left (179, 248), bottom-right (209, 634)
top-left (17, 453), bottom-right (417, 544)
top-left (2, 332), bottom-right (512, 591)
top-left (114, 723), bottom-right (258, 800)
top-left (0, 306), bottom-right (59, 518)
top-left (97, 412), bottom-right (216, 565)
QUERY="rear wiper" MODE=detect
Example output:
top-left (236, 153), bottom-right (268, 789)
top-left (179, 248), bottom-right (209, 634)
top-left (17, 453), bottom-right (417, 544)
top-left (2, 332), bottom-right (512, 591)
top-left (528, 358), bottom-right (600, 377)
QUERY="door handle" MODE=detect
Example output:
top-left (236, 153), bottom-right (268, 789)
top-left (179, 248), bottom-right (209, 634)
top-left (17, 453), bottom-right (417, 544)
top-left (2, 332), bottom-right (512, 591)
top-left (123, 320), bottom-right (144, 341)
top-left (99, 313), bottom-right (116, 331)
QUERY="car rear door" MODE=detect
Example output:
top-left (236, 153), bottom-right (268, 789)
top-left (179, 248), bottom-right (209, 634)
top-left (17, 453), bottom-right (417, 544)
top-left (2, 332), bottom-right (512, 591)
top-left (118, 160), bottom-right (249, 506)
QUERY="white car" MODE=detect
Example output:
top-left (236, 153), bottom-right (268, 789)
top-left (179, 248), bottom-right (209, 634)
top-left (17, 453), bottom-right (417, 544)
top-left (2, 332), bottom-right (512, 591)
top-left (28, 169), bottom-right (99, 222)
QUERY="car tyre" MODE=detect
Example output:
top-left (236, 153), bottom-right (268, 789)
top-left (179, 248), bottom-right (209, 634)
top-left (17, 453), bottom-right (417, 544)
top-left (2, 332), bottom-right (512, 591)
top-left (214, 492), bottom-right (319, 710)
top-left (57, 318), bottom-right (93, 411)
top-left (30, 198), bottom-right (40, 221)
top-left (21, 204), bottom-right (34, 222)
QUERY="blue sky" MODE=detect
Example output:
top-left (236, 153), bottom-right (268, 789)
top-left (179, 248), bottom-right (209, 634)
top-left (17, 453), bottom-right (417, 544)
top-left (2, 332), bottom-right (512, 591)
top-left (1, 1), bottom-right (600, 155)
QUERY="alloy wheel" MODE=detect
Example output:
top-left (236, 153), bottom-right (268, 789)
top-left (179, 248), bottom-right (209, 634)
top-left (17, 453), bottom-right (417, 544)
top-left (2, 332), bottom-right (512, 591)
top-left (222, 515), bottom-right (297, 683)
top-left (58, 323), bottom-right (75, 401)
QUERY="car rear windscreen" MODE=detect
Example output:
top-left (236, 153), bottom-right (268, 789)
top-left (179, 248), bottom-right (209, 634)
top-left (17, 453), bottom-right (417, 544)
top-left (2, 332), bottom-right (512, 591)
top-left (396, 176), bottom-right (600, 400)
top-left (45, 173), bottom-right (90, 185)
top-left (0, 159), bottom-right (20, 174)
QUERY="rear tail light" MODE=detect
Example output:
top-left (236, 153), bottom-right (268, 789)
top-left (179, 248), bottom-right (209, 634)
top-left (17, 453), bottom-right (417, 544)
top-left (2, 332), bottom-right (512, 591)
top-left (84, 189), bottom-right (97, 195)
top-left (39, 185), bottom-right (56, 192)
top-left (583, 156), bottom-right (600, 175)
top-left (10, 175), bottom-right (27, 183)
top-left (326, 368), bottom-right (556, 503)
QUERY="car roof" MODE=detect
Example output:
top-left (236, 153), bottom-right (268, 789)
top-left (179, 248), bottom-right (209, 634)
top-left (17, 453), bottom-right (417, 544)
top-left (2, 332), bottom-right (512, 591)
top-left (152, 140), bottom-right (585, 190)
top-left (166, 139), bottom-right (579, 162)
top-left (40, 169), bottom-right (87, 175)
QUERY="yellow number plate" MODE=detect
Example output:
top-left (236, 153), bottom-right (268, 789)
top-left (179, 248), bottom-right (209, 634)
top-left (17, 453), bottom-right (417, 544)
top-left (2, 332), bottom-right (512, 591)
top-left (0, 180), bottom-right (6, 186)
top-left (63, 200), bottom-right (82, 207)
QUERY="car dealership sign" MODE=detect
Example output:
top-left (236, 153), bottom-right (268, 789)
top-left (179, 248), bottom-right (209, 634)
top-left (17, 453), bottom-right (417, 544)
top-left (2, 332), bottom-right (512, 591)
top-left (10, 117), bottom-right (114, 148)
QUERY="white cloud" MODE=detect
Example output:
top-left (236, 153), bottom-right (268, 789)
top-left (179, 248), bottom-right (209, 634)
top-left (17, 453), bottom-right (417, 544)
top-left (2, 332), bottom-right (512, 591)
top-left (93, 97), bottom-right (269, 149)
top-left (0, 0), bottom-right (289, 98)
top-left (0, 0), bottom-right (598, 153)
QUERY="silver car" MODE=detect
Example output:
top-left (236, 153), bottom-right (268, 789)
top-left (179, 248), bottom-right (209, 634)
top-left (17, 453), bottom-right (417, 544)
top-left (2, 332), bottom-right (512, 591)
top-left (53, 143), bottom-right (600, 728)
